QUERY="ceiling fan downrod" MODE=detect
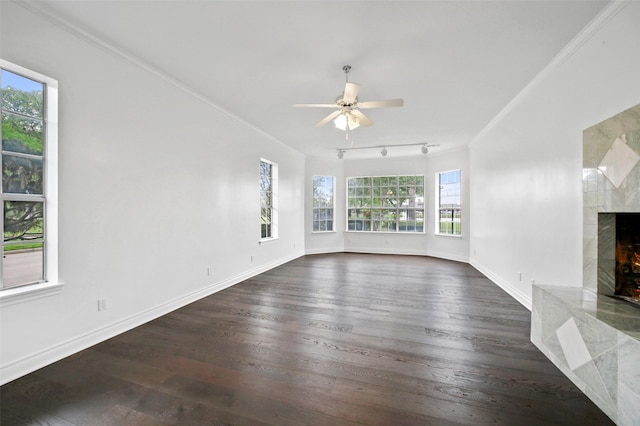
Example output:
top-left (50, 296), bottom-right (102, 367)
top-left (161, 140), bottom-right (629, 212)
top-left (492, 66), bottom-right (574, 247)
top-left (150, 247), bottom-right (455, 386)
top-left (342, 64), bottom-right (351, 82)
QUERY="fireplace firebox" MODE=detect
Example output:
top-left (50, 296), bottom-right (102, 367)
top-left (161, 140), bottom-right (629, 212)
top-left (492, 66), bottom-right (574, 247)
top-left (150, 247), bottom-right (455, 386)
top-left (616, 213), bottom-right (640, 304)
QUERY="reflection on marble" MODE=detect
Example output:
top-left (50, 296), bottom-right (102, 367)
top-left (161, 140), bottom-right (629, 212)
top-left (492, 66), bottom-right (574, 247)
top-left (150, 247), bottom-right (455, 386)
top-left (599, 136), bottom-right (640, 188)
top-left (556, 317), bottom-right (592, 370)
top-left (583, 104), bottom-right (640, 295)
top-left (531, 284), bottom-right (640, 425)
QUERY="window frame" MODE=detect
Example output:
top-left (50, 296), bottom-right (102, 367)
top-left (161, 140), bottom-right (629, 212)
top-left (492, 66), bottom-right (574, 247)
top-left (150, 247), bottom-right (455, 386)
top-left (346, 174), bottom-right (425, 233)
top-left (0, 59), bottom-right (59, 303)
top-left (259, 158), bottom-right (278, 241)
top-left (312, 175), bottom-right (335, 233)
top-left (435, 169), bottom-right (461, 237)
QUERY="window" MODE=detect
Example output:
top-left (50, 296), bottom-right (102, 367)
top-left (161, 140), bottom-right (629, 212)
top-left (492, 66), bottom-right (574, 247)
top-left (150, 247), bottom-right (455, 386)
top-left (259, 159), bottom-right (278, 239)
top-left (437, 169), bottom-right (461, 235)
top-left (347, 175), bottom-right (424, 232)
top-left (312, 175), bottom-right (334, 232)
top-left (1, 60), bottom-right (58, 290)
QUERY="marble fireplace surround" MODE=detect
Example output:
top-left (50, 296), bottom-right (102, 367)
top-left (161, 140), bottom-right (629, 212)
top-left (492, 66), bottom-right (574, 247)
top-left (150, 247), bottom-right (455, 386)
top-left (531, 104), bottom-right (640, 425)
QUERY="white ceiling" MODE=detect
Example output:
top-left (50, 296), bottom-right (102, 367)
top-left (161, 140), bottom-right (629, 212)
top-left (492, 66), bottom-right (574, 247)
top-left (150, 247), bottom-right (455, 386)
top-left (30, 0), bottom-right (609, 158)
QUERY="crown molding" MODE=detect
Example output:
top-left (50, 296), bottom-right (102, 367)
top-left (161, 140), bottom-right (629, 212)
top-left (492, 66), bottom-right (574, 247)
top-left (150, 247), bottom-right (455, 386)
top-left (11, 0), bottom-right (302, 155)
top-left (470, 0), bottom-right (631, 147)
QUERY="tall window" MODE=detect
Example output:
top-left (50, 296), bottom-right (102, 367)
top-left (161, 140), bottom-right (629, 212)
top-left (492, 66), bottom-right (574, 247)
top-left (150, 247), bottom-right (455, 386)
top-left (312, 175), bottom-right (334, 232)
top-left (437, 169), bottom-right (461, 235)
top-left (347, 175), bottom-right (424, 232)
top-left (260, 159), bottom-right (278, 239)
top-left (1, 60), bottom-right (58, 289)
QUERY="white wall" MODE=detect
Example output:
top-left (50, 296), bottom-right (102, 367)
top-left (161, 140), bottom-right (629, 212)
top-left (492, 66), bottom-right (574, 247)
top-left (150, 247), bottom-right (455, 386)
top-left (319, 148), bottom-right (470, 262)
top-left (0, 2), bottom-right (305, 384)
top-left (469, 1), bottom-right (640, 309)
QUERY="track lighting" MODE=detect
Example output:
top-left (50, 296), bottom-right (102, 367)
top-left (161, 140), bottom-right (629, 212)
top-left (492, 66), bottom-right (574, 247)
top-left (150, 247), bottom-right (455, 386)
top-left (335, 142), bottom-right (438, 158)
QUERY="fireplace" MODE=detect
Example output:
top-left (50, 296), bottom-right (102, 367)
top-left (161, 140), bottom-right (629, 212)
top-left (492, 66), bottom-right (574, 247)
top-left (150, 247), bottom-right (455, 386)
top-left (531, 103), bottom-right (640, 425)
top-left (615, 213), bottom-right (640, 304)
top-left (584, 103), bottom-right (640, 301)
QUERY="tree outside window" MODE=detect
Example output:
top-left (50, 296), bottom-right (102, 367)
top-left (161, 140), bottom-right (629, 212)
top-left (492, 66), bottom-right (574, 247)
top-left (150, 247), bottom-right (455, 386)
top-left (1, 64), bottom-right (54, 288)
top-left (312, 175), bottom-right (334, 232)
top-left (347, 175), bottom-right (424, 233)
top-left (260, 159), bottom-right (278, 239)
top-left (437, 169), bottom-right (461, 235)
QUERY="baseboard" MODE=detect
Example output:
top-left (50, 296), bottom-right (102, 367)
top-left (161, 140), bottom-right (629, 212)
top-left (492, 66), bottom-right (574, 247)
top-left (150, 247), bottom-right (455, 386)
top-left (344, 246), bottom-right (469, 264)
top-left (469, 258), bottom-right (532, 310)
top-left (305, 246), bottom-right (344, 255)
top-left (426, 250), bottom-right (470, 264)
top-left (0, 252), bottom-right (303, 385)
top-left (344, 246), bottom-right (429, 257)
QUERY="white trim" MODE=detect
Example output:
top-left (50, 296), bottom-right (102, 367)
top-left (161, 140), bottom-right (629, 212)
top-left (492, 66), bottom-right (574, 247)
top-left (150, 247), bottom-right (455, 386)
top-left (259, 158), bottom-right (278, 240)
top-left (12, 0), bottom-right (301, 156)
top-left (470, 0), bottom-right (631, 147)
top-left (0, 281), bottom-right (63, 307)
top-left (344, 246), bottom-right (428, 257)
top-left (312, 175), bottom-right (336, 233)
top-left (435, 169), bottom-right (462, 237)
top-left (258, 236), bottom-right (279, 245)
top-left (469, 258), bottom-right (532, 310)
top-left (425, 250), bottom-right (469, 264)
top-left (0, 252), bottom-right (303, 385)
top-left (344, 230), bottom-right (425, 235)
top-left (433, 234), bottom-right (463, 239)
top-left (305, 247), bottom-right (345, 255)
top-left (0, 59), bottom-right (59, 291)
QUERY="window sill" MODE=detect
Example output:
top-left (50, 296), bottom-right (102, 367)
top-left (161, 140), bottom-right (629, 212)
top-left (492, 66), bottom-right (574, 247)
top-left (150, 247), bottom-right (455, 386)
top-left (434, 233), bottom-right (463, 238)
top-left (259, 237), bottom-right (279, 245)
top-left (0, 281), bottom-right (63, 307)
top-left (344, 231), bottom-right (425, 235)
top-left (312, 231), bottom-right (336, 234)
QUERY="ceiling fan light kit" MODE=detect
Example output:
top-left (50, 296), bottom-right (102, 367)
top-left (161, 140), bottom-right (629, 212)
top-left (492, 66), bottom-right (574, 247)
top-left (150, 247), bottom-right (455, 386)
top-left (294, 65), bottom-right (403, 137)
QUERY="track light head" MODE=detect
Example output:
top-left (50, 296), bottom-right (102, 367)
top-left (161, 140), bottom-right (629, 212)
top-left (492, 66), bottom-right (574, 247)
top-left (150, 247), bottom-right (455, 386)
top-left (381, 147), bottom-right (387, 157)
top-left (337, 150), bottom-right (345, 159)
top-left (421, 145), bottom-right (429, 154)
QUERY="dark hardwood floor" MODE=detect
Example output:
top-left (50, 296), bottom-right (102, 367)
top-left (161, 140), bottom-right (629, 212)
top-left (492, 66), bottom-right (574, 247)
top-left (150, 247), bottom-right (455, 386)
top-left (1, 253), bottom-right (612, 425)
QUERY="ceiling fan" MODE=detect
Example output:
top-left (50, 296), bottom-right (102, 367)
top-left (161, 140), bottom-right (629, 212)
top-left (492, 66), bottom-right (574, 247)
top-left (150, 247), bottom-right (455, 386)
top-left (294, 65), bottom-right (403, 131)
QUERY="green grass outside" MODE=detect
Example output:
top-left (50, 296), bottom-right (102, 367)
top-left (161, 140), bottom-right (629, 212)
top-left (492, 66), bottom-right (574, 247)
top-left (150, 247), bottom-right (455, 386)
top-left (4, 242), bottom-right (43, 252)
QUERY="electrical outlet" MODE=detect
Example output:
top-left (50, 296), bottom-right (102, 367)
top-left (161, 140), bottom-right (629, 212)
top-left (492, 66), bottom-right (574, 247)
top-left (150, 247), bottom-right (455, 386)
top-left (97, 299), bottom-right (107, 311)
top-left (207, 267), bottom-right (212, 276)
top-left (518, 272), bottom-right (522, 281)
top-left (251, 255), bottom-right (254, 262)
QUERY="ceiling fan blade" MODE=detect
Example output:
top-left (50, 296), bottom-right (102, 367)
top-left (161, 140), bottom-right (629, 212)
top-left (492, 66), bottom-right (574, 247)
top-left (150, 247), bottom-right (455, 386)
top-left (358, 99), bottom-right (404, 109)
top-left (314, 110), bottom-right (343, 127)
top-left (342, 82), bottom-right (360, 104)
top-left (293, 103), bottom-right (337, 108)
top-left (351, 109), bottom-right (373, 127)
